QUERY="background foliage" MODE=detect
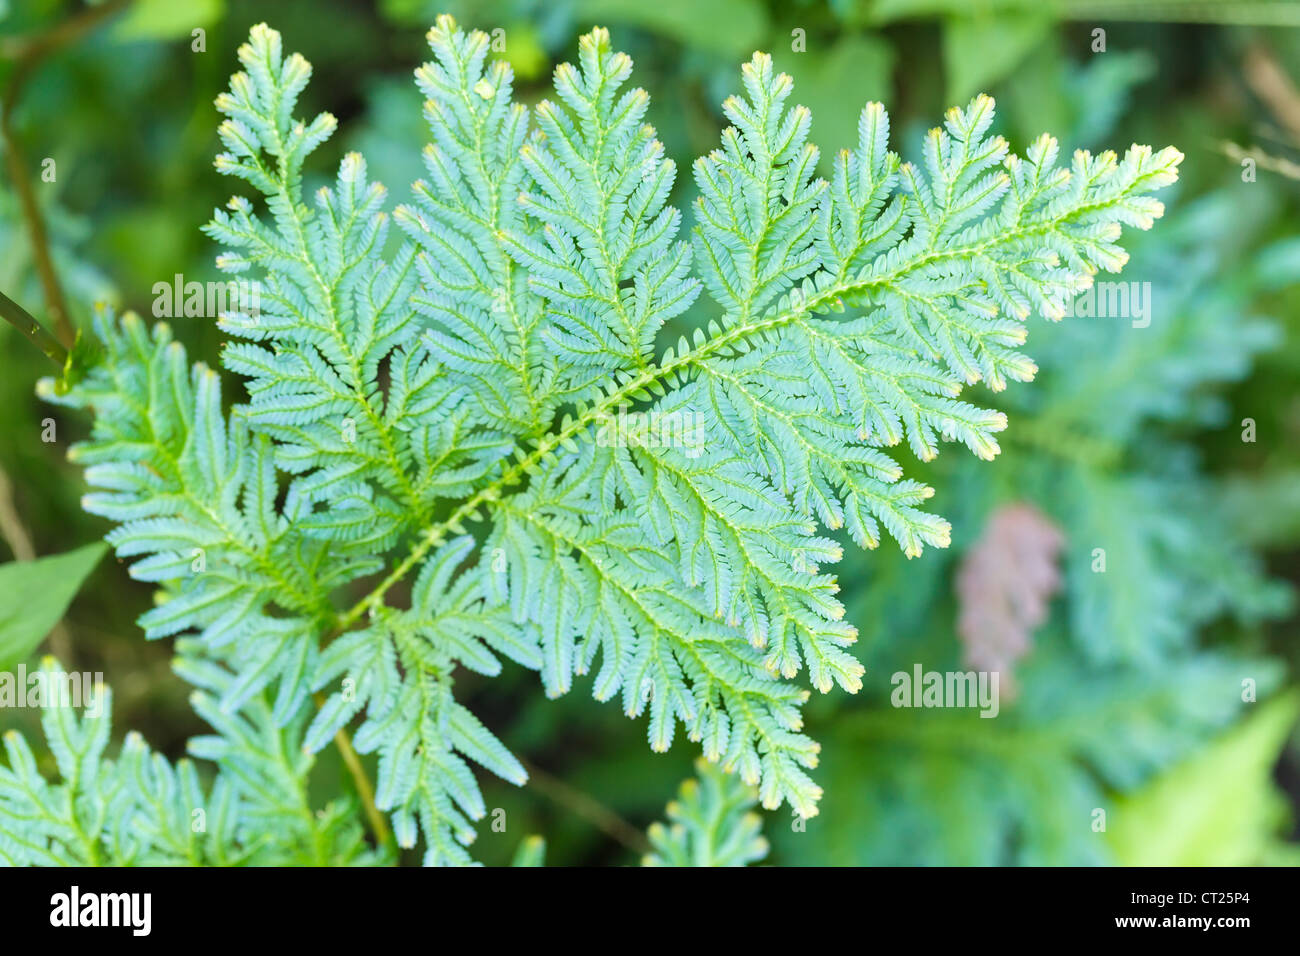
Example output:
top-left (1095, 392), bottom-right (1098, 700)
top-left (1, 0), bottom-right (1298, 865)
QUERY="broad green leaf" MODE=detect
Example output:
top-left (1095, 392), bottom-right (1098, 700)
top-left (1106, 692), bottom-right (1300, 866)
top-left (0, 541), bottom-right (106, 670)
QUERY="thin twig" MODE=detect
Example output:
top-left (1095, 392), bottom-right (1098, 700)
top-left (1, 0), bottom-right (133, 348)
top-left (1217, 140), bottom-right (1300, 181)
top-left (520, 756), bottom-right (651, 854)
top-left (1243, 44), bottom-right (1300, 143)
top-left (313, 692), bottom-right (393, 852)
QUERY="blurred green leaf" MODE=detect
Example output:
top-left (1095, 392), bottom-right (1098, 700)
top-left (0, 541), bottom-right (106, 670)
top-left (1223, 470), bottom-right (1300, 548)
top-left (773, 35), bottom-right (895, 157)
top-left (510, 835), bottom-right (547, 866)
top-left (943, 12), bottom-right (1051, 104)
top-left (1254, 237), bottom-right (1300, 291)
top-left (1107, 692), bottom-right (1299, 866)
top-left (575, 0), bottom-right (768, 58)
top-left (500, 21), bottom-right (548, 80)
top-left (110, 0), bottom-right (225, 42)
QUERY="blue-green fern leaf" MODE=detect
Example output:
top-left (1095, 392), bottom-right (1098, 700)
top-left (37, 16), bottom-right (1182, 861)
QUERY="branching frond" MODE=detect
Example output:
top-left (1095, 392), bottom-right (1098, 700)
top-left (0, 658), bottom-right (374, 866)
top-left (643, 757), bottom-right (769, 866)
top-left (37, 17), bottom-right (1181, 861)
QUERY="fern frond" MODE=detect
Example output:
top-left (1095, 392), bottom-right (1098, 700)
top-left (379, 26), bottom-right (1179, 815)
top-left (0, 658), bottom-right (372, 866)
top-left (42, 18), bottom-right (1182, 857)
top-left (305, 539), bottom-right (534, 866)
top-left (505, 26), bottom-right (701, 388)
top-left (204, 24), bottom-right (447, 541)
top-left (643, 757), bottom-right (769, 866)
top-left (40, 311), bottom-right (340, 720)
top-left (395, 16), bottom-right (559, 436)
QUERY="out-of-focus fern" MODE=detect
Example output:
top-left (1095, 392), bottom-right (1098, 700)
top-left (29, 15), bottom-right (1180, 864)
top-left (643, 758), bottom-right (768, 866)
top-left (0, 658), bottom-right (375, 866)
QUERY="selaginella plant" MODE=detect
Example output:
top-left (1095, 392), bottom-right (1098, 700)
top-left (2, 15), bottom-right (1181, 865)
